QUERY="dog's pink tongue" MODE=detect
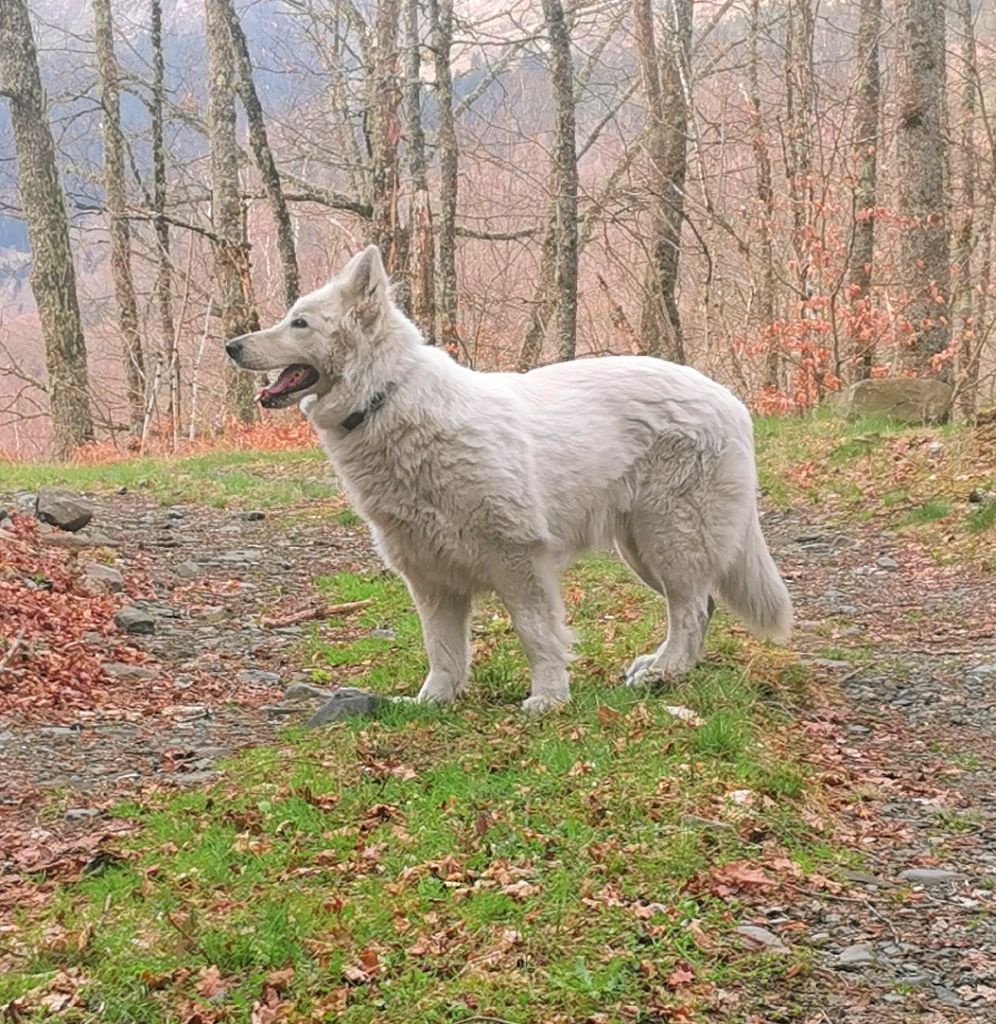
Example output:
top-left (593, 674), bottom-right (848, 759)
top-left (260, 366), bottom-right (308, 401)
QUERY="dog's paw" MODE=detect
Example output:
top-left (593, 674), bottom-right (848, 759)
top-left (521, 692), bottom-right (569, 715)
top-left (623, 654), bottom-right (658, 688)
top-left (414, 681), bottom-right (457, 705)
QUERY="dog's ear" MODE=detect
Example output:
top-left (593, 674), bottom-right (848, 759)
top-left (339, 245), bottom-right (389, 330)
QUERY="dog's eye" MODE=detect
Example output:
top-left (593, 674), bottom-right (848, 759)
top-left (291, 317), bottom-right (308, 329)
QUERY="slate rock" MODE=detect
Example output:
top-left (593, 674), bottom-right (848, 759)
top-left (371, 628), bottom-right (397, 640)
top-left (284, 682), bottom-right (335, 702)
top-left (830, 377), bottom-right (953, 424)
top-left (235, 669), bottom-right (281, 686)
top-left (65, 808), bottom-right (101, 821)
top-left (84, 562), bottom-right (124, 593)
top-left (898, 868), bottom-right (962, 887)
top-left (35, 487), bottom-right (93, 532)
top-left (305, 687), bottom-right (383, 727)
top-left (242, 510), bottom-right (266, 521)
top-left (174, 560), bottom-right (201, 580)
top-left (114, 606), bottom-right (157, 635)
top-left (734, 925), bottom-right (790, 954)
top-left (100, 662), bottom-right (159, 681)
top-left (836, 943), bottom-right (876, 969)
top-left (876, 555), bottom-right (899, 570)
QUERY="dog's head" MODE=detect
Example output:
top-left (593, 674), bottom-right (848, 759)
top-left (225, 245), bottom-right (391, 409)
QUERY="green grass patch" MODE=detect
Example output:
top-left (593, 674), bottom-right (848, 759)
top-left (0, 449), bottom-right (334, 508)
top-left (2, 560), bottom-right (831, 1022)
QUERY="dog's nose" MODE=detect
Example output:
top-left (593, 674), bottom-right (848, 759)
top-left (225, 337), bottom-right (244, 360)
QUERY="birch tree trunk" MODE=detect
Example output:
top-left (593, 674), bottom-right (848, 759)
top-left (896, 0), bottom-right (951, 373)
top-left (205, 0), bottom-right (259, 423)
top-left (403, 0), bottom-right (435, 343)
top-left (541, 0), bottom-right (578, 362)
top-left (847, 0), bottom-right (882, 380)
top-left (220, 0), bottom-right (300, 307)
top-left (94, 0), bottom-right (145, 437)
top-left (428, 0), bottom-right (460, 351)
top-left (370, 0), bottom-right (403, 273)
top-left (0, 0), bottom-right (94, 456)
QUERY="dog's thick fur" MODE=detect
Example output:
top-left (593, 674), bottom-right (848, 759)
top-left (228, 245), bottom-right (792, 710)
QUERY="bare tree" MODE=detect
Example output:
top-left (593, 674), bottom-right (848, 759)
top-left (541, 0), bottom-right (578, 362)
top-left (150, 0), bottom-right (179, 436)
top-left (633, 0), bottom-right (691, 363)
top-left (220, 0), bottom-right (300, 306)
top-left (0, 0), bottom-right (94, 456)
top-left (428, 0), bottom-right (460, 350)
top-left (403, 0), bottom-right (435, 343)
top-left (896, 0), bottom-right (951, 373)
top-left (94, 0), bottom-right (145, 436)
top-left (369, 0), bottom-right (403, 272)
top-left (847, 0), bottom-right (882, 380)
top-left (205, 0), bottom-right (259, 422)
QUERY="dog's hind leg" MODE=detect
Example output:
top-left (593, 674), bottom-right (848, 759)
top-left (495, 555), bottom-right (574, 713)
top-left (409, 582), bottom-right (472, 704)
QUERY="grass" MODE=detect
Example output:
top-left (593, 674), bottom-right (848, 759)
top-left (1, 559), bottom-right (827, 1022)
top-left (754, 410), bottom-right (996, 567)
top-left (0, 449), bottom-right (335, 509)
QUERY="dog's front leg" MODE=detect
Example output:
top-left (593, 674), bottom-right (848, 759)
top-left (409, 583), bottom-right (472, 704)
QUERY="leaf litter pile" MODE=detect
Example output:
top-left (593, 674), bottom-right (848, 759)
top-left (0, 513), bottom-right (155, 719)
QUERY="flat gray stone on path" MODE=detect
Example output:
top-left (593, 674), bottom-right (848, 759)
top-left (236, 669), bottom-right (281, 686)
top-left (836, 943), bottom-right (876, 969)
top-left (114, 606), bottom-right (156, 635)
top-left (35, 487), bottom-right (93, 532)
top-left (734, 925), bottom-right (790, 954)
top-left (284, 682), bottom-right (334, 702)
top-left (84, 562), bottom-right (124, 592)
top-left (898, 868), bottom-right (963, 887)
top-left (305, 687), bottom-right (383, 727)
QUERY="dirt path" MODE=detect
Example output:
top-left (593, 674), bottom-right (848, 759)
top-left (759, 511), bottom-right (996, 1022)
top-left (0, 491), bottom-right (376, 808)
top-left (2, 489), bottom-right (994, 1020)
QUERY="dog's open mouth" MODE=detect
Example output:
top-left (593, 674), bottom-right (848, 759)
top-left (258, 365), bottom-right (320, 409)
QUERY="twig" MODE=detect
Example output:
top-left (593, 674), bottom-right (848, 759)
top-left (260, 599), bottom-right (372, 628)
top-left (864, 898), bottom-right (900, 944)
top-left (0, 630), bottom-right (25, 673)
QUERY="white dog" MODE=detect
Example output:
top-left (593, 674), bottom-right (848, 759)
top-left (227, 246), bottom-right (792, 711)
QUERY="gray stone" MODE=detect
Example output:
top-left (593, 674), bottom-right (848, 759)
top-left (84, 562), bottom-right (124, 593)
top-left (876, 555), bottom-right (899, 570)
top-left (284, 682), bottom-right (335, 702)
top-left (38, 726), bottom-right (81, 738)
top-left (35, 487), bottom-right (93, 532)
top-left (174, 561), bottom-right (201, 580)
top-left (79, 528), bottom-right (120, 548)
top-left (114, 606), bottom-right (156, 635)
top-left (215, 549), bottom-right (262, 564)
top-left (100, 662), bottom-right (159, 681)
top-left (734, 925), bottom-right (790, 954)
top-left (235, 669), bottom-right (281, 686)
top-left (830, 377), bottom-right (953, 425)
top-left (897, 868), bottom-right (962, 887)
top-left (808, 931), bottom-right (831, 947)
top-left (968, 488), bottom-right (995, 505)
top-left (242, 510), bottom-right (266, 521)
top-left (262, 704), bottom-right (303, 717)
top-left (371, 628), bottom-right (397, 640)
top-left (968, 661), bottom-right (996, 680)
top-left (836, 943), bottom-right (876, 969)
top-left (65, 808), bottom-right (101, 821)
top-left (305, 687), bottom-right (383, 727)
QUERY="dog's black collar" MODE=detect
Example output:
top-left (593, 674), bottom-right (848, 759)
top-left (340, 382), bottom-right (396, 432)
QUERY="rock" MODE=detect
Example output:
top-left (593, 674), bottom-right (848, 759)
top-left (100, 662), bottom-right (159, 681)
top-left (214, 549), bottom-right (263, 564)
top-left (35, 487), bottom-right (93, 532)
top-left (968, 661), bottom-right (996, 680)
top-left (808, 931), bottom-right (831, 947)
top-left (235, 669), bottom-right (281, 686)
top-left (38, 726), bottom-right (81, 738)
top-left (114, 606), bottom-right (156, 635)
top-left (897, 868), bottom-right (962, 887)
top-left (284, 682), bottom-right (335, 702)
top-left (370, 628), bottom-right (397, 640)
top-left (262, 704), bottom-right (302, 717)
top-left (172, 674), bottom-right (195, 691)
top-left (174, 561), bottom-right (201, 580)
top-left (876, 555), bottom-right (899, 570)
top-left (734, 925), bottom-right (790, 954)
top-left (830, 378), bottom-right (953, 424)
top-left (968, 488), bottom-right (995, 505)
top-left (83, 562), bottom-right (124, 593)
top-left (197, 608), bottom-right (229, 625)
top-left (165, 507), bottom-right (185, 520)
top-left (305, 687), bottom-right (383, 727)
top-left (242, 510), bottom-right (266, 521)
top-left (836, 943), bottom-right (876, 969)
top-left (65, 808), bottom-right (101, 821)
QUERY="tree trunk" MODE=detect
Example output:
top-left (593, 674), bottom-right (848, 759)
top-left (205, 0), bottom-right (258, 423)
top-left (896, 0), bottom-right (951, 373)
top-left (632, 0), bottom-right (690, 363)
top-left (541, 0), bottom-right (578, 362)
top-left (847, 0), bottom-right (882, 380)
top-left (403, 0), bottom-right (435, 343)
top-left (219, 0), bottom-right (299, 307)
top-left (0, 0), bottom-right (94, 456)
top-left (369, 0), bottom-right (403, 272)
top-left (953, 0), bottom-right (977, 415)
top-left (150, 0), bottom-right (179, 439)
top-left (748, 0), bottom-right (778, 388)
top-left (94, 0), bottom-right (145, 437)
top-left (428, 0), bottom-right (460, 351)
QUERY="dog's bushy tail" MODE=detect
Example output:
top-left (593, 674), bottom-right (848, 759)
top-left (717, 513), bottom-right (793, 642)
